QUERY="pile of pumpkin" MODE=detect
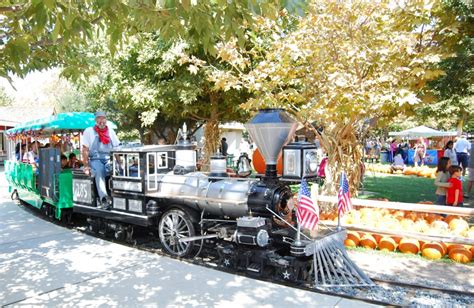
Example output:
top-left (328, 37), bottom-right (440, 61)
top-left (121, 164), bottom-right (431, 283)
top-left (345, 230), bottom-right (473, 263)
top-left (320, 207), bottom-right (474, 263)
top-left (365, 164), bottom-right (436, 178)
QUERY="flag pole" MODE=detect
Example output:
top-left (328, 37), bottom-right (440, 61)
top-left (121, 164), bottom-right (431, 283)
top-left (336, 208), bottom-right (342, 231)
top-left (336, 172), bottom-right (343, 231)
top-left (294, 176), bottom-right (303, 246)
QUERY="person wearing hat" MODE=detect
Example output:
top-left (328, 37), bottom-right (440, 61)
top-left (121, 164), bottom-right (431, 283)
top-left (81, 111), bottom-right (120, 209)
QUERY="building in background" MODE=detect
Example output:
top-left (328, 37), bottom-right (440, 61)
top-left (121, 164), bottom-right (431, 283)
top-left (0, 105), bottom-right (56, 164)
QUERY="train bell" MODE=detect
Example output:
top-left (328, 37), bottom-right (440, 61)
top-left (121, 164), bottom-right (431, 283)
top-left (236, 153), bottom-right (252, 177)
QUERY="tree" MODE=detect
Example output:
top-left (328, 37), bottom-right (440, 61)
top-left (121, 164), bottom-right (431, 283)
top-left (416, 0), bottom-right (473, 133)
top-left (211, 0), bottom-right (454, 194)
top-left (75, 34), bottom-right (251, 165)
top-left (0, 0), bottom-right (299, 80)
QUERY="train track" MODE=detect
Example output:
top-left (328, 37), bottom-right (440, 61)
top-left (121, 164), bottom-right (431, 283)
top-left (15, 200), bottom-right (474, 307)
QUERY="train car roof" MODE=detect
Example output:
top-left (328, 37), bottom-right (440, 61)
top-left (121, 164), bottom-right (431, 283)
top-left (5, 112), bottom-right (117, 137)
top-left (113, 144), bottom-right (178, 153)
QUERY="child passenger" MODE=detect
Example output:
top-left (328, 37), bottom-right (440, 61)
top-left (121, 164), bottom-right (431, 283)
top-left (446, 166), bottom-right (463, 206)
top-left (434, 157), bottom-right (451, 205)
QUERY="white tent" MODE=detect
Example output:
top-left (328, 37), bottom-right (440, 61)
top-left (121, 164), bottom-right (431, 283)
top-left (389, 125), bottom-right (457, 139)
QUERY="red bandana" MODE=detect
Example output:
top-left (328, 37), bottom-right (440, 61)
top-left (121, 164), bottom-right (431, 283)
top-left (94, 125), bottom-right (110, 145)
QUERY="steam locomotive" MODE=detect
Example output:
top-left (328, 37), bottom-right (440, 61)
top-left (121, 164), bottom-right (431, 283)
top-left (71, 108), bottom-right (344, 283)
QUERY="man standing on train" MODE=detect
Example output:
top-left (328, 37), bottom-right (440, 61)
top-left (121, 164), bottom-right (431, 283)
top-left (82, 111), bottom-right (120, 209)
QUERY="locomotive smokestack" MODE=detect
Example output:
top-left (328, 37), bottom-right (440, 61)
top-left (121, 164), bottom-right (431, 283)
top-left (245, 109), bottom-right (298, 180)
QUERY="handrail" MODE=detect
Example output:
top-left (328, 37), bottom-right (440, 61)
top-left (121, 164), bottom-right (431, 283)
top-left (315, 195), bottom-right (474, 216)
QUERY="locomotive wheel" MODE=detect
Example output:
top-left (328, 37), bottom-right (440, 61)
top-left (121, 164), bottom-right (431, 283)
top-left (158, 209), bottom-right (196, 257)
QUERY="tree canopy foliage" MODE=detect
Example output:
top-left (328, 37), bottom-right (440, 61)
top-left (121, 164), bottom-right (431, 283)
top-left (210, 0), bottom-right (458, 193)
top-left (0, 0), bottom-right (301, 80)
top-left (76, 34), bottom-right (252, 158)
top-left (416, 0), bottom-right (473, 132)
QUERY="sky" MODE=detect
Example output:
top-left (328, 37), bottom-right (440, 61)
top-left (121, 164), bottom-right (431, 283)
top-left (0, 69), bottom-right (61, 105)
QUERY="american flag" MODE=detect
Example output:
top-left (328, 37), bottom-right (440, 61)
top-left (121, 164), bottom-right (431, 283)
top-left (338, 172), bottom-right (352, 215)
top-left (296, 179), bottom-right (319, 230)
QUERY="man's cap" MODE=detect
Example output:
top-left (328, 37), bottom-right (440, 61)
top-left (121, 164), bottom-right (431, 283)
top-left (95, 111), bottom-right (106, 118)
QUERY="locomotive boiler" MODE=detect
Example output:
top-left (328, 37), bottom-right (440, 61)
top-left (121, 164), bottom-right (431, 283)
top-left (72, 109), bottom-right (372, 285)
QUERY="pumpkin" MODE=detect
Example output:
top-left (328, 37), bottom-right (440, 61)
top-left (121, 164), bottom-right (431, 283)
top-left (391, 236), bottom-right (402, 244)
top-left (470, 246), bottom-right (474, 256)
top-left (447, 244), bottom-right (467, 254)
top-left (400, 219), bottom-right (415, 231)
top-left (252, 148), bottom-right (283, 175)
top-left (379, 237), bottom-right (397, 252)
top-left (440, 242), bottom-right (448, 255)
top-left (422, 242), bottom-right (445, 257)
top-left (404, 212), bottom-right (418, 222)
top-left (399, 238), bottom-right (420, 254)
top-left (422, 248), bottom-right (443, 260)
top-left (449, 218), bottom-right (469, 233)
top-left (449, 248), bottom-right (473, 263)
top-left (344, 231), bottom-right (360, 247)
top-left (444, 215), bottom-right (459, 224)
top-left (372, 233), bottom-right (382, 244)
top-left (360, 234), bottom-right (377, 249)
top-left (431, 220), bottom-right (449, 230)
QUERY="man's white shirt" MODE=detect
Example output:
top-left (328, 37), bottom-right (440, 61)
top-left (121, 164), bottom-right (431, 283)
top-left (82, 127), bottom-right (120, 148)
top-left (454, 138), bottom-right (471, 154)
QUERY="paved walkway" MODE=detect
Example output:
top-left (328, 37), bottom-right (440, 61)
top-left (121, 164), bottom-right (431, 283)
top-left (0, 169), bottom-right (378, 307)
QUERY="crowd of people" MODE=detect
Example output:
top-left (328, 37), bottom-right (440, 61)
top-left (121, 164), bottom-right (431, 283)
top-left (366, 134), bottom-right (473, 206)
top-left (15, 140), bottom-right (83, 172)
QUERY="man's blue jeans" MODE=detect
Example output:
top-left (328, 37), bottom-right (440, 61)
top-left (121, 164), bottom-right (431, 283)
top-left (90, 158), bottom-right (111, 200)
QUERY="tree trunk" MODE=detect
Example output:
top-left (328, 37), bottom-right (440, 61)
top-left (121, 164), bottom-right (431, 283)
top-left (201, 93), bottom-right (221, 171)
top-left (456, 111), bottom-right (466, 136)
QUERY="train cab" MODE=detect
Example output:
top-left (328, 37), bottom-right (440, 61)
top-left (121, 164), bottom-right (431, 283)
top-left (72, 145), bottom-right (178, 227)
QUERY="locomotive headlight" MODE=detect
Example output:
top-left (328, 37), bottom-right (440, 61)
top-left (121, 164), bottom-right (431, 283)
top-left (256, 229), bottom-right (269, 247)
top-left (306, 152), bottom-right (318, 173)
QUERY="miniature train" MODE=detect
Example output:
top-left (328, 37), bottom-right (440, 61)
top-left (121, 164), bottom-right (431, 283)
top-left (5, 109), bottom-right (372, 286)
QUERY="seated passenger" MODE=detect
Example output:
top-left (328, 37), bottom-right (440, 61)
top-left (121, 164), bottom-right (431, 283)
top-left (129, 158), bottom-right (139, 177)
top-left (23, 142), bottom-right (39, 168)
top-left (67, 153), bottom-right (83, 169)
top-left (61, 154), bottom-right (70, 169)
top-left (390, 153), bottom-right (406, 173)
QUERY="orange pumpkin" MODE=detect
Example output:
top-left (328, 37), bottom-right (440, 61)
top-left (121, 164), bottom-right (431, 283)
top-left (470, 246), bottom-right (474, 256)
top-left (444, 215), bottom-right (460, 224)
top-left (447, 244), bottom-right (467, 254)
top-left (379, 237), bottom-right (397, 252)
top-left (422, 248), bottom-right (443, 260)
top-left (399, 238), bottom-right (420, 254)
top-left (439, 242), bottom-right (448, 256)
top-left (252, 148), bottom-right (283, 175)
top-left (422, 242), bottom-right (445, 257)
top-left (391, 236), bottom-right (402, 244)
top-left (360, 234), bottom-right (377, 249)
top-left (372, 233), bottom-right (382, 244)
top-left (449, 248), bottom-right (473, 263)
top-left (344, 231), bottom-right (361, 247)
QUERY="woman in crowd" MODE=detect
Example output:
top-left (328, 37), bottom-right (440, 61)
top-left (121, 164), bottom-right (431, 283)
top-left (413, 137), bottom-right (426, 167)
top-left (434, 157), bottom-right (452, 205)
top-left (443, 140), bottom-right (458, 166)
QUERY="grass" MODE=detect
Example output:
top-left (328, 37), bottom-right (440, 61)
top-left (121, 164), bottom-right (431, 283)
top-left (359, 173), bottom-right (436, 203)
top-left (358, 172), bottom-right (472, 206)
